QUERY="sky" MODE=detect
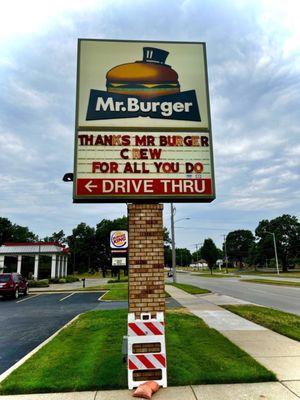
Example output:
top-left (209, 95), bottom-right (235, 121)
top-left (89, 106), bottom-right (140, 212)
top-left (0, 0), bottom-right (299, 251)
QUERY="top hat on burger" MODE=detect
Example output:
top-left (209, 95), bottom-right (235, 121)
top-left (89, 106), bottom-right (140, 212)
top-left (106, 47), bottom-right (180, 99)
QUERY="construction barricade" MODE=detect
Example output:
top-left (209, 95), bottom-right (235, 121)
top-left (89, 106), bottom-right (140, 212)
top-left (127, 312), bottom-right (167, 389)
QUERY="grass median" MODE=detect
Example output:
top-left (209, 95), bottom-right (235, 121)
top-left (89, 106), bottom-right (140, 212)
top-left (167, 283), bottom-right (210, 295)
top-left (77, 283), bottom-right (171, 300)
top-left (192, 273), bottom-right (240, 278)
top-left (224, 305), bottom-right (300, 342)
top-left (241, 279), bottom-right (300, 288)
top-left (0, 308), bottom-right (275, 395)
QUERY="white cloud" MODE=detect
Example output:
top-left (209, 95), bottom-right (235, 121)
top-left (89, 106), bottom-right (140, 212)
top-left (0, 0), bottom-right (300, 248)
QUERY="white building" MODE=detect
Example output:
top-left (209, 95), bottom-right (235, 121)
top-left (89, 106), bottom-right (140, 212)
top-left (190, 259), bottom-right (208, 270)
top-left (0, 242), bottom-right (69, 279)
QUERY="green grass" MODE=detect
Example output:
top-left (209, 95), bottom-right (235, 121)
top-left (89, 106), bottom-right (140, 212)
top-left (99, 282), bottom-right (128, 300)
top-left (193, 273), bottom-right (240, 278)
top-left (239, 271), bottom-right (300, 278)
top-left (78, 283), bottom-right (169, 301)
top-left (241, 279), bottom-right (300, 287)
top-left (223, 305), bottom-right (300, 342)
top-left (107, 277), bottom-right (128, 283)
top-left (167, 283), bottom-right (210, 295)
top-left (0, 309), bottom-right (275, 394)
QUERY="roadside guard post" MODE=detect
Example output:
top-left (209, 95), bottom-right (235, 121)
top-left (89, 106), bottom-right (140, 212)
top-left (73, 40), bottom-right (215, 388)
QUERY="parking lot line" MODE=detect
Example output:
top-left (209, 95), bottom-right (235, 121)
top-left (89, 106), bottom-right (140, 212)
top-left (59, 292), bottom-right (75, 302)
top-left (16, 294), bottom-right (40, 304)
top-left (98, 291), bottom-right (108, 301)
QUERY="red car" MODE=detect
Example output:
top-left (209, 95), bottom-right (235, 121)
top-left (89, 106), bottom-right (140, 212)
top-left (0, 273), bottom-right (28, 299)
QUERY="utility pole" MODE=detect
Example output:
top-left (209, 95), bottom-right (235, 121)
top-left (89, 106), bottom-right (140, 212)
top-left (272, 233), bottom-right (279, 275)
top-left (223, 234), bottom-right (228, 273)
top-left (170, 203), bottom-right (176, 283)
top-left (266, 231), bottom-right (279, 275)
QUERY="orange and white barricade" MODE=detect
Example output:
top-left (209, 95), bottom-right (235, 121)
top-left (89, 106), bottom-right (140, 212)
top-left (127, 312), bottom-right (167, 389)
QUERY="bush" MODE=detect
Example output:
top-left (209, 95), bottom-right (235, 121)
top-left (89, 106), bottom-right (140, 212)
top-left (107, 277), bottom-right (128, 283)
top-left (65, 275), bottom-right (80, 283)
top-left (58, 278), bottom-right (66, 284)
top-left (28, 279), bottom-right (49, 287)
top-left (50, 278), bottom-right (59, 284)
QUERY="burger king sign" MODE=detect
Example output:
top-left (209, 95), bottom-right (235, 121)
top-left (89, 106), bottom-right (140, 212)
top-left (110, 230), bottom-right (128, 249)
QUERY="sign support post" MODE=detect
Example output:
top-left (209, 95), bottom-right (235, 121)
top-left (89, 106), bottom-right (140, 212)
top-left (127, 203), bottom-right (166, 386)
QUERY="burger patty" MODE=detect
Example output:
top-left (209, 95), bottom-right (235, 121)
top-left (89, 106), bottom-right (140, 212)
top-left (106, 82), bottom-right (180, 90)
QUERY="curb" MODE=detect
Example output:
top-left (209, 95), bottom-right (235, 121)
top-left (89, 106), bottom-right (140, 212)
top-left (0, 314), bottom-right (81, 383)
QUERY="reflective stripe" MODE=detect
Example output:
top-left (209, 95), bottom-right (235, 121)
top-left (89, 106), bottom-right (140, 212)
top-left (128, 321), bottom-right (164, 336)
top-left (128, 354), bottom-right (166, 370)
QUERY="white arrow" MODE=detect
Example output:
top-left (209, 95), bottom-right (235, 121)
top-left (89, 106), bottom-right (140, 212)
top-left (85, 180), bottom-right (98, 193)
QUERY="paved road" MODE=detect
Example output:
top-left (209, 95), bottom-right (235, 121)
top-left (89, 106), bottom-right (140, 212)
top-left (172, 273), bottom-right (300, 316)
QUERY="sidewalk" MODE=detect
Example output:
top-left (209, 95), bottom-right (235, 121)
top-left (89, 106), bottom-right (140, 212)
top-left (166, 285), bottom-right (300, 383)
top-left (0, 382), bottom-right (300, 399)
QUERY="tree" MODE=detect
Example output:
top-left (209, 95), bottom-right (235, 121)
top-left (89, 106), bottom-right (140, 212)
top-left (225, 230), bottom-right (255, 266)
top-left (163, 227), bottom-right (172, 245)
top-left (67, 223), bottom-right (97, 273)
top-left (163, 227), bottom-right (172, 267)
top-left (255, 214), bottom-right (300, 272)
top-left (10, 225), bottom-right (38, 242)
top-left (0, 217), bottom-right (13, 245)
top-left (192, 248), bottom-right (202, 263)
top-left (201, 238), bottom-right (219, 275)
top-left (44, 230), bottom-right (66, 245)
top-left (176, 248), bottom-right (192, 267)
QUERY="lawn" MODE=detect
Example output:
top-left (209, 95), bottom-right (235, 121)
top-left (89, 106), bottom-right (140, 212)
top-left (167, 283), bottom-right (210, 295)
top-left (78, 283), bottom-right (170, 300)
top-left (224, 305), bottom-right (300, 342)
top-left (241, 279), bottom-right (300, 288)
top-left (0, 308), bottom-right (275, 395)
top-left (239, 271), bottom-right (300, 278)
top-left (193, 273), bottom-right (240, 278)
top-left (101, 283), bottom-right (128, 300)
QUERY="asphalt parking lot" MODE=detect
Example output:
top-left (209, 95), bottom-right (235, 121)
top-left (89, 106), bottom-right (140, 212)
top-left (0, 291), bottom-right (126, 375)
top-left (0, 292), bottom-right (179, 375)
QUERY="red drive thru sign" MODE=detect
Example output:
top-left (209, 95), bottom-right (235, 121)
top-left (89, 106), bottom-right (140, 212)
top-left (73, 40), bottom-right (215, 203)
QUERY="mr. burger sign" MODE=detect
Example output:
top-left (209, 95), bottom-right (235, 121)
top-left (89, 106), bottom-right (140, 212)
top-left (73, 39), bottom-right (215, 203)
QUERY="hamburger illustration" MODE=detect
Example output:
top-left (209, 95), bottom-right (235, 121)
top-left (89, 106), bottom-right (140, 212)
top-left (106, 47), bottom-right (180, 99)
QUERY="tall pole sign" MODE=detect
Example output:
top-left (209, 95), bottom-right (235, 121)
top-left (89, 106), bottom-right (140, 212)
top-left (73, 39), bottom-right (215, 203)
top-left (73, 39), bottom-right (215, 390)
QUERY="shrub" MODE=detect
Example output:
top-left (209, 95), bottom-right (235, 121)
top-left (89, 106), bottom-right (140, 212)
top-left (28, 279), bottom-right (49, 287)
top-left (108, 277), bottom-right (128, 283)
top-left (50, 277), bottom-right (59, 284)
top-left (65, 275), bottom-right (80, 283)
top-left (58, 278), bottom-right (67, 284)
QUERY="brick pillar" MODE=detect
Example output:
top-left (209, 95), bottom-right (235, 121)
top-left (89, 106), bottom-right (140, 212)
top-left (128, 203), bottom-right (165, 318)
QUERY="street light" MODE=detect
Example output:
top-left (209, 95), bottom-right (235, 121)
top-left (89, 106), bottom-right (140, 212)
top-left (223, 234), bottom-right (228, 273)
top-left (266, 231), bottom-right (280, 275)
top-left (170, 203), bottom-right (190, 283)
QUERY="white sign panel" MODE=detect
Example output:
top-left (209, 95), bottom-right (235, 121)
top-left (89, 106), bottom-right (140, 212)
top-left (75, 131), bottom-right (214, 200)
top-left (112, 257), bottom-right (127, 266)
top-left (76, 39), bottom-right (211, 130)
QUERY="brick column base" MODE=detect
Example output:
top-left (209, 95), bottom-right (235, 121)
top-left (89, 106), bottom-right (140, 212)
top-left (128, 203), bottom-right (165, 317)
